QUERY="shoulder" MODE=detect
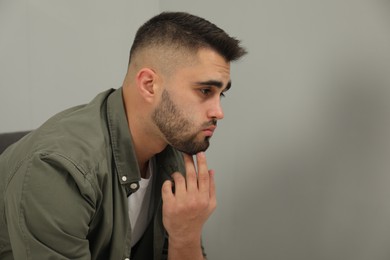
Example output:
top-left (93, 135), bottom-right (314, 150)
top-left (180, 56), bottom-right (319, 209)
top-left (1, 90), bottom-right (117, 198)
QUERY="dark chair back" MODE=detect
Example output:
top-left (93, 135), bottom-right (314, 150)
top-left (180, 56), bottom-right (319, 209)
top-left (0, 131), bottom-right (30, 154)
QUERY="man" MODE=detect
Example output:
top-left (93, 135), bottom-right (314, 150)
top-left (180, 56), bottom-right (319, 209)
top-left (0, 12), bottom-right (246, 259)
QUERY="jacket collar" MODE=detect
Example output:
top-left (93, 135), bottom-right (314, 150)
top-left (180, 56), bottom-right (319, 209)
top-left (106, 88), bottom-right (141, 195)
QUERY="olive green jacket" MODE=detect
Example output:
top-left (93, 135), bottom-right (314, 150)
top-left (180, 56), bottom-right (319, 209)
top-left (0, 88), bottom-right (200, 259)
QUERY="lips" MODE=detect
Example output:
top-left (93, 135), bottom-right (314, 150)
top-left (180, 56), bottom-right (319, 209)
top-left (203, 125), bottom-right (216, 136)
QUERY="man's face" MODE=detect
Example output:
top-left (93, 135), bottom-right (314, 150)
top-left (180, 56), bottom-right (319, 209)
top-left (152, 48), bottom-right (231, 155)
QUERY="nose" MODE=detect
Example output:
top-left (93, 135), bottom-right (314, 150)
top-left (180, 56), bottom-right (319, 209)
top-left (208, 99), bottom-right (224, 120)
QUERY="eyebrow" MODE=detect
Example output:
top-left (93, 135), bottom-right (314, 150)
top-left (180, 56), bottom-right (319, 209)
top-left (195, 80), bottom-right (232, 91)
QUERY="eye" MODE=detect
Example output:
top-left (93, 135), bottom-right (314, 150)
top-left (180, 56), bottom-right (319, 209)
top-left (200, 88), bottom-right (212, 96)
top-left (199, 88), bottom-right (227, 99)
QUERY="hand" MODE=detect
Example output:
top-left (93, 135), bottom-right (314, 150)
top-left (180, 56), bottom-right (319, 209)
top-left (161, 152), bottom-right (217, 247)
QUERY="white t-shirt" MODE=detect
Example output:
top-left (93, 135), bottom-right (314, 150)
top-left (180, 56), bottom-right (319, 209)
top-left (128, 159), bottom-right (154, 247)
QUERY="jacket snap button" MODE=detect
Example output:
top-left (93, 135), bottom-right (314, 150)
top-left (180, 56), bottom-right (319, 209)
top-left (121, 176), bottom-right (127, 182)
top-left (130, 182), bottom-right (139, 190)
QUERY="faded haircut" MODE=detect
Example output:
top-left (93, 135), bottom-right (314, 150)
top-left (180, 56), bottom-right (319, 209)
top-left (129, 12), bottom-right (247, 64)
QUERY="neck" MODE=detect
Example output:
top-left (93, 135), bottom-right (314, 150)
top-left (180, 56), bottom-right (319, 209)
top-left (130, 129), bottom-right (164, 178)
top-left (132, 132), bottom-right (166, 179)
top-left (122, 88), bottom-right (167, 178)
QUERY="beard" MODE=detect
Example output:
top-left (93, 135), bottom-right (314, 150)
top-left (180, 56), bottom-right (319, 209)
top-left (151, 89), bottom-right (216, 155)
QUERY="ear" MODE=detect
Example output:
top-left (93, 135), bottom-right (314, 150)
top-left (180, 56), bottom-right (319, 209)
top-left (135, 68), bottom-right (158, 102)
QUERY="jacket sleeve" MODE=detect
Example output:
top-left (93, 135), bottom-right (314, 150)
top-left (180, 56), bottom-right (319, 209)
top-left (4, 152), bottom-right (97, 259)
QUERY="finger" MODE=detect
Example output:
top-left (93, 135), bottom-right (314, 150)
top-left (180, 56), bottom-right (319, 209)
top-left (209, 169), bottom-right (216, 199)
top-left (171, 171), bottom-right (186, 195)
top-left (183, 153), bottom-right (196, 174)
top-left (161, 180), bottom-right (174, 202)
top-left (196, 152), bottom-right (210, 193)
top-left (208, 169), bottom-right (217, 212)
top-left (183, 154), bottom-right (198, 192)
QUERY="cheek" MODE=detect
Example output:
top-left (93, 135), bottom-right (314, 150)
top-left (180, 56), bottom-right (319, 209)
top-left (188, 110), bottom-right (206, 128)
top-left (167, 89), bottom-right (205, 124)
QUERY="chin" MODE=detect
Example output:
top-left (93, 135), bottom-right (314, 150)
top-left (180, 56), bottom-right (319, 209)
top-left (175, 141), bottom-right (210, 155)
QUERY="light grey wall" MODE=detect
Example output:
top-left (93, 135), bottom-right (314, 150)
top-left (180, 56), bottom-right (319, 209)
top-left (0, 0), bottom-right (159, 132)
top-left (2, 1), bottom-right (390, 260)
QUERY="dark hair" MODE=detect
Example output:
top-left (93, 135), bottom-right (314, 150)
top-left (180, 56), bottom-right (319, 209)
top-left (129, 12), bottom-right (247, 63)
